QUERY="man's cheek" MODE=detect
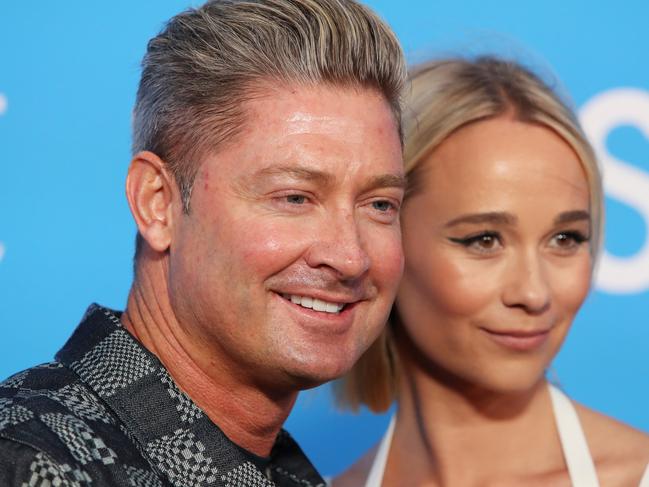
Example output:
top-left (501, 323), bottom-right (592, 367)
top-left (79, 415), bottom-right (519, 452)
top-left (241, 223), bottom-right (312, 263)
top-left (375, 231), bottom-right (405, 287)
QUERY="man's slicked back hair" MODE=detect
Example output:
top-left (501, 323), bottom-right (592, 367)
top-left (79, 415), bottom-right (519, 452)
top-left (132, 0), bottom-right (406, 213)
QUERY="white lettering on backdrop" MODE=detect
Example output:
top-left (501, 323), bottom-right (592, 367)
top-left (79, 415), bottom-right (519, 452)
top-left (580, 88), bottom-right (649, 294)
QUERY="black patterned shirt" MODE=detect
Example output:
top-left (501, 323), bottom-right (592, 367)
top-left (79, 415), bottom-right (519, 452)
top-left (0, 304), bottom-right (326, 487)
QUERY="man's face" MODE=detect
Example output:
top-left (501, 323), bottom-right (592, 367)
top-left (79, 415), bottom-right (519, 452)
top-left (168, 83), bottom-right (404, 390)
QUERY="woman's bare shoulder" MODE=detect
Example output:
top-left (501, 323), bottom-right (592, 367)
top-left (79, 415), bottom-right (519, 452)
top-left (330, 444), bottom-right (378, 487)
top-left (575, 402), bottom-right (649, 485)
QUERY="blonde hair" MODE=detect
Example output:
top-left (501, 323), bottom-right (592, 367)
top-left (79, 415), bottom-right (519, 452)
top-left (336, 56), bottom-right (603, 412)
top-left (133, 0), bottom-right (405, 212)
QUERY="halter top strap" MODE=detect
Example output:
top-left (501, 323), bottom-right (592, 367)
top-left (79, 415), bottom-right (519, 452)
top-left (638, 462), bottom-right (649, 487)
top-left (548, 385), bottom-right (600, 486)
top-left (364, 415), bottom-right (394, 487)
top-left (364, 385), bottom-right (603, 487)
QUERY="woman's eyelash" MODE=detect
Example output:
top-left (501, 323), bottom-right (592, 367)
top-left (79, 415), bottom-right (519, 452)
top-left (552, 231), bottom-right (591, 247)
top-left (448, 230), bottom-right (591, 248)
top-left (558, 231), bottom-right (590, 243)
top-left (448, 231), bottom-right (500, 246)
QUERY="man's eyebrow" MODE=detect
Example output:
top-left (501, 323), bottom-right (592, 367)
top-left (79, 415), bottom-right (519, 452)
top-left (250, 166), bottom-right (405, 192)
top-left (362, 173), bottom-right (407, 192)
top-left (445, 212), bottom-right (517, 228)
top-left (554, 210), bottom-right (590, 225)
top-left (252, 165), bottom-right (335, 186)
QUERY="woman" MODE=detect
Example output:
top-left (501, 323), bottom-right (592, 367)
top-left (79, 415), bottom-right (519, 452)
top-left (333, 57), bottom-right (649, 486)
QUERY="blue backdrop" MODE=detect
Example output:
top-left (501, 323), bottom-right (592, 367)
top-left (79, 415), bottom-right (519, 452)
top-left (1, 1), bottom-right (647, 477)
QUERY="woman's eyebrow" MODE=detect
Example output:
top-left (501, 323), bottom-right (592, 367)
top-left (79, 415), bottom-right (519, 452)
top-left (554, 210), bottom-right (590, 225)
top-left (444, 212), bottom-right (517, 228)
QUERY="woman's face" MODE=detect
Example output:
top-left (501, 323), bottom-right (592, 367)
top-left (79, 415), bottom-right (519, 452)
top-left (397, 115), bottom-right (592, 393)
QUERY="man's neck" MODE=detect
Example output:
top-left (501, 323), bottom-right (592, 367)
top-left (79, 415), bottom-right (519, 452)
top-left (121, 261), bottom-right (297, 457)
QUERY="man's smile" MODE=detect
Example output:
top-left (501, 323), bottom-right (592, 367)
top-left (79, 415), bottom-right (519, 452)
top-left (281, 294), bottom-right (346, 313)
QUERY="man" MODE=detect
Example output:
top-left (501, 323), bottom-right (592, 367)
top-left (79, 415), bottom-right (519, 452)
top-left (0, 0), bottom-right (405, 485)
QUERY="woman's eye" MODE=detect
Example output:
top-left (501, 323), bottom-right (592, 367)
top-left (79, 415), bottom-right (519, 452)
top-left (550, 231), bottom-right (589, 250)
top-left (450, 232), bottom-right (502, 253)
top-left (470, 234), bottom-right (499, 250)
top-left (475, 234), bottom-right (498, 249)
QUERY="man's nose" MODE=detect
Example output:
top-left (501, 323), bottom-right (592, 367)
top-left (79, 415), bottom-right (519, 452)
top-left (502, 249), bottom-right (551, 314)
top-left (304, 208), bottom-right (371, 280)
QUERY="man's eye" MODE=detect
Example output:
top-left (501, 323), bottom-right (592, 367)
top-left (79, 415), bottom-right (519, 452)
top-left (285, 194), bottom-right (307, 204)
top-left (372, 200), bottom-right (395, 212)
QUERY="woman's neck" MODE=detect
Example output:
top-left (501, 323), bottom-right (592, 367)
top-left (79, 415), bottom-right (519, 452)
top-left (383, 363), bottom-right (566, 486)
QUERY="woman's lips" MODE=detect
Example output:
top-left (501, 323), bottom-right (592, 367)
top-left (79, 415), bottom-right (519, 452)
top-left (480, 328), bottom-right (551, 351)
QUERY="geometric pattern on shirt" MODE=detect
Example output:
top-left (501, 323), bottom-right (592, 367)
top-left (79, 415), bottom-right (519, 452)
top-left (1, 362), bottom-right (65, 390)
top-left (52, 383), bottom-right (115, 425)
top-left (146, 428), bottom-right (219, 486)
top-left (124, 465), bottom-right (165, 487)
top-left (15, 383), bottom-right (114, 425)
top-left (0, 398), bottom-right (34, 431)
top-left (0, 368), bottom-right (31, 389)
top-left (33, 362), bottom-right (66, 371)
top-left (221, 461), bottom-right (274, 487)
top-left (41, 412), bottom-right (118, 466)
top-left (26, 450), bottom-right (92, 486)
top-left (0, 304), bottom-right (325, 486)
top-left (158, 369), bottom-right (204, 424)
top-left (99, 305), bottom-right (123, 327)
top-left (70, 329), bottom-right (155, 398)
top-left (272, 466), bottom-right (325, 487)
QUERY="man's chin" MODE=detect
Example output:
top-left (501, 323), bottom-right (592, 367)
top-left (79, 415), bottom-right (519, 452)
top-left (282, 357), bottom-right (358, 391)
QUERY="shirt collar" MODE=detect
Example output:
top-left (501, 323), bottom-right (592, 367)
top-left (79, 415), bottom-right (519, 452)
top-left (56, 304), bottom-right (325, 487)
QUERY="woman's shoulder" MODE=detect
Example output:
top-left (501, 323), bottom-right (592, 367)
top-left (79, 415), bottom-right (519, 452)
top-left (330, 443), bottom-right (378, 487)
top-left (574, 401), bottom-right (649, 485)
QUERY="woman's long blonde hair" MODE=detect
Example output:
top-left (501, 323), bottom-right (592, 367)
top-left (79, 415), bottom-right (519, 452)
top-left (336, 56), bottom-right (603, 412)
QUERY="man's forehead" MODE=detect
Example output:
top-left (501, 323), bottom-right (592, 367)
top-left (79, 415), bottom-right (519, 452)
top-left (242, 81), bottom-right (394, 123)
top-left (284, 112), bottom-right (345, 135)
top-left (196, 81), bottom-right (403, 185)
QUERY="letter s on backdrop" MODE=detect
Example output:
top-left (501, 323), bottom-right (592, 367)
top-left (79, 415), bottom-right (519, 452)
top-left (580, 88), bottom-right (649, 294)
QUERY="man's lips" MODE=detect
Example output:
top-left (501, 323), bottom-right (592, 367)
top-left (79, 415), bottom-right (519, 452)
top-left (480, 327), bottom-right (552, 352)
top-left (274, 290), bottom-right (364, 314)
top-left (273, 291), bottom-right (365, 335)
top-left (278, 292), bottom-right (361, 314)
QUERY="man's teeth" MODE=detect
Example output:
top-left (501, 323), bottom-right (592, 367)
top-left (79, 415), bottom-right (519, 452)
top-left (284, 294), bottom-right (345, 313)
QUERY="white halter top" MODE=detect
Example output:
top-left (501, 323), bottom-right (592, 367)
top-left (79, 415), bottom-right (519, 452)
top-left (364, 385), bottom-right (649, 487)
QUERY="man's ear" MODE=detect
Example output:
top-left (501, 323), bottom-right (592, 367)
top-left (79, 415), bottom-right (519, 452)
top-left (126, 151), bottom-right (178, 253)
